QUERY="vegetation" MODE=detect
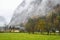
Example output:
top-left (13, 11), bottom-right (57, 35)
top-left (24, 5), bottom-right (60, 35)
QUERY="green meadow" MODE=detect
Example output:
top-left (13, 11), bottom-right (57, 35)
top-left (0, 33), bottom-right (60, 40)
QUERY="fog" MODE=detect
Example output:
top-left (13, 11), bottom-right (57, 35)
top-left (0, 0), bottom-right (23, 24)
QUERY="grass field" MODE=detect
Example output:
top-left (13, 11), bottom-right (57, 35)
top-left (0, 33), bottom-right (60, 40)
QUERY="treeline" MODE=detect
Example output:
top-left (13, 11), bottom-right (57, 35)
top-left (23, 5), bottom-right (60, 35)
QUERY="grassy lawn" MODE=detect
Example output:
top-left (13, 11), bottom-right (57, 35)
top-left (0, 33), bottom-right (60, 40)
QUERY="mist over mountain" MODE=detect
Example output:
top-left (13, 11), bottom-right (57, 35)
top-left (0, 16), bottom-right (6, 26)
top-left (9, 0), bottom-right (60, 26)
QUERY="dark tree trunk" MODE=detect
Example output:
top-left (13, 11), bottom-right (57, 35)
top-left (47, 30), bottom-right (50, 35)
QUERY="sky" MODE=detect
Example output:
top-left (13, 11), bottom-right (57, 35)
top-left (0, 0), bottom-right (23, 24)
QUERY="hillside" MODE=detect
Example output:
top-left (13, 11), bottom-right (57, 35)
top-left (9, 0), bottom-right (60, 26)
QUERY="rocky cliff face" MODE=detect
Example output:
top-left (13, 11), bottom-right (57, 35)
top-left (9, 0), bottom-right (60, 26)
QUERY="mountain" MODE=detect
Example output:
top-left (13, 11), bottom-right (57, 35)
top-left (9, 0), bottom-right (60, 26)
top-left (0, 16), bottom-right (6, 26)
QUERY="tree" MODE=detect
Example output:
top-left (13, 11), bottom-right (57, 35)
top-left (46, 12), bottom-right (57, 34)
top-left (25, 18), bottom-right (36, 34)
top-left (35, 17), bottom-right (46, 34)
top-left (20, 23), bottom-right (24, 27)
